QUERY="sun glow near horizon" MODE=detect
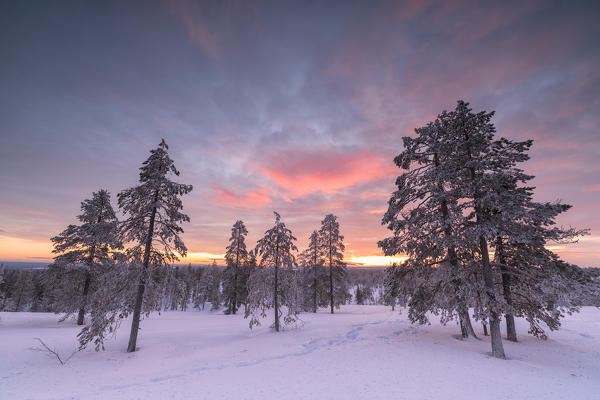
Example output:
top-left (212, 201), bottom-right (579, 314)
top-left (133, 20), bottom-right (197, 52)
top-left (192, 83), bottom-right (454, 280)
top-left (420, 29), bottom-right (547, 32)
top-left (182, 253), bottom-right (409, 267)
top-left (345, 255), bottom-right (408, 267)
top-left (2, 234), bottom-right (597, 268)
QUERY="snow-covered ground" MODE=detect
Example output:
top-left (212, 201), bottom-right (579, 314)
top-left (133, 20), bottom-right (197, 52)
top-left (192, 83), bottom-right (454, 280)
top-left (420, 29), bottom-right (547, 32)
top-left (1, 306), bottom-right (599, 400)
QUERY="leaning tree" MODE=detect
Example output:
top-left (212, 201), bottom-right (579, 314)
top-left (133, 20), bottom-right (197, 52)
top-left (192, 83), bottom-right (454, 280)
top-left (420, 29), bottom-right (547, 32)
top-left (118, 139), bottom-right (192, 352)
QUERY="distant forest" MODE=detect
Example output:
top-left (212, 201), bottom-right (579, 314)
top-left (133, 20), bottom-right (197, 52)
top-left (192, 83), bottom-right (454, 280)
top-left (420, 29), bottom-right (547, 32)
top-left (0, 264), bottom-right (396, 312)
top-left (1, 263), bottom-right (598, 313)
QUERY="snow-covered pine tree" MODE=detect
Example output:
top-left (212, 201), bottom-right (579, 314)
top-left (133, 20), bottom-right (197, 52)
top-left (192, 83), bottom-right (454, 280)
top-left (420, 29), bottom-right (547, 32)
top-left (0, 264), bottom-right (5, 311)
top-left (76, 261), bottom-right (137, 350)
top-left (468, 135), bottom-right (537, 342)
top-left (319, 214), bottom-right (347, 314)
top-left (247, 212), bottom-right (298, 331)
top-left (47, 189), bottom-right (121, 325)
top-left (383, 264), bottom-right (403, 311)
top-left (378, 117), bottom-right (478, 338)
top-left (29, 271), bottom-right (49, 312)
top-left (239, 249), bottom-right (257, 313)
top-left (298, 230), bottom-right (327, 313)
top-left (0, 268), bottom-right (15, 311)
top-left (0, 268), bottom-right (42, 312)
top-left (192, 265), bottom-right (223, 310)
top-left (164, 266), bottom-right (187, 311)
top-left (437, 101), bottom-right (588, 355)
top-left (192, 267), bottom-right (210, 310)
top-left (180, 264), bottom-right (195, 311)
top-left (223, 220), bottom-right (249, 314)
top-left (434, 101), bottom-right (509, 357)
top-left (469, 134), bottom-right (570, 342)
top-left (208, 265), bottom-right (223, 310)
top-left (491, 193), bottom-right (588, 341)
top-left (11, 269), bottom-right (34, 311)
top-left (118, 139), bottom-right (192, 352)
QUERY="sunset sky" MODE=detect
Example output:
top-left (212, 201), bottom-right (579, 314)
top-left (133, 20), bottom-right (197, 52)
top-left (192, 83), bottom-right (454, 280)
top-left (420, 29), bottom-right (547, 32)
top-left (1, 1), bottom-right (598, 266)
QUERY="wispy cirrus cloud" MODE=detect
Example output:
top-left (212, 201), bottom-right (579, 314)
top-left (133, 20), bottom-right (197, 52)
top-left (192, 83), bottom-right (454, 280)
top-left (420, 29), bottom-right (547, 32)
top-left (168, 0), bottom-right (261, 60)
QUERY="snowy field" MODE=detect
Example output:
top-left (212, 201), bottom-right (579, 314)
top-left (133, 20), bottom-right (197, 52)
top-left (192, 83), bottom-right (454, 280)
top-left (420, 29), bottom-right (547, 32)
top-left (1, 306), bottom-right (599, 400)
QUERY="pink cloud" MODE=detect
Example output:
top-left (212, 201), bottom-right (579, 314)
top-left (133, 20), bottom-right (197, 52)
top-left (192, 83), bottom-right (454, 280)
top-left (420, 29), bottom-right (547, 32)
top-left (212, 185), bottom-right (272, 209)
top-left (583, 185), bottom-right (600, 192)
top-left (0, 203), bottom-right (54, 218)
top-left (256, 149), bottom-right (396, 198)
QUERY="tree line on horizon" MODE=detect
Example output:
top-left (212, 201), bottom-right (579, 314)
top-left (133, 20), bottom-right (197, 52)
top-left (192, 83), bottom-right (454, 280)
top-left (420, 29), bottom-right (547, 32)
top-left (1, 100), bottom-right (598, 360)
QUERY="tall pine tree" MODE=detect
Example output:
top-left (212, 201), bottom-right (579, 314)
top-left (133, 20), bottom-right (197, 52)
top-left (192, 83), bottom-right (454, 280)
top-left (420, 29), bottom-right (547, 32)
top-left (319, 214), bottom-right (346, 314)
top-left (444, 100), bottom-right (507, 357)
top-left (224, 220), bottom-right (249, 314)
top-left (248, 212), bottom-right (298, 331)
top-left (299, 230), bottom-right (327, 313)
top-left (118, 139), bottom-right (192, 352)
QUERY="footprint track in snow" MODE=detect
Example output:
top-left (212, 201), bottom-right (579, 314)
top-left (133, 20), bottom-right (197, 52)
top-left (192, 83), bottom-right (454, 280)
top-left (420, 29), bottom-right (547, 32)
top-left (92, 319), bottom-right (400, 396)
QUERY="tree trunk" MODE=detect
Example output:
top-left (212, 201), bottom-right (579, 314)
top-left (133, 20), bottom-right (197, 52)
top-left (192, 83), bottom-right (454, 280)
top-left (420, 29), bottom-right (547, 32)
top-left (483, 321), bottom-right (488, 336)
top-left (329, 245), bottom-right (334, 314)
top-left (127, 189), bottom-right (158, 353)
top-left (77, 271), bottom-right (91, 325)
top-left (313, 271), bottom-right (318, 313)
top-left (274, 242), bottom-right (280, 332)
top-left (463, 132), bottom-right (505, 358)
top-left (233, 245), bottom-right (239, 315)
top-left (232, 270), bottom-right (238, 314)
top-left (78, 242), bottom-right (97, 326)
top-left (479, 235), bottom-right (505, 358)
top-left (274, 263), bottom-right (279, 331)
top-left (433, 152), bottom-right (477, 339)
top-left (458, 306), bottom-right (477, 339)
top-left (312, 246), bottom-right (318, 313)
top-left (313, 269), bottom-right (318, 313)
top-left (14, 274), bottom-right (26, 311)
top-left (496, 237), bottom-right (517, 342)
top-left (504, 299), bottom-right (517, 342)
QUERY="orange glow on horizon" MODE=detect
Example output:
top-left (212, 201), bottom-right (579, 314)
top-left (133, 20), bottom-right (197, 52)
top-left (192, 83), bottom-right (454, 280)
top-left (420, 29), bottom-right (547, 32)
top-left (345, 255), bottom-right (408, 266)
top-left (181, 252), bottom-right (226, 265)
top-left (2, 234), bottom-right (598, 268)
top-left (0, 235), bottom-right (53, 263)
